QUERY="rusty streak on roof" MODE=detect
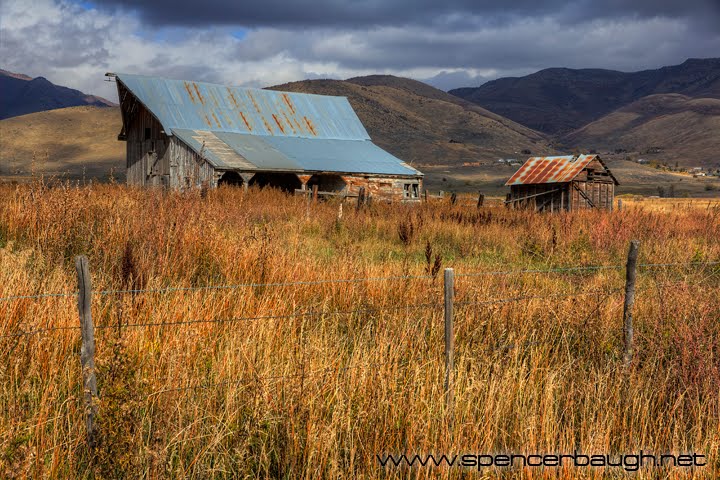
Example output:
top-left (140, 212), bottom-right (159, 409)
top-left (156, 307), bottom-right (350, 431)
top-left (115, 73), bottom-right (372, 140)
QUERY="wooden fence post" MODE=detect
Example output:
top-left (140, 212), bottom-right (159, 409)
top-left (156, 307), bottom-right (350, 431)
top-left (617, 199), bottom-right (623, 211)
top-left (477, 192), bottom-right (485, 208)
top-left (623, 241), bottom-right (639, 366)
top-left (75, 255), bottom-right (98, 450)
top-left (450, 193), bottom-right (457, 205)
top-left (423, 189), bottom-right (428, 203)
top-left (356, 186), bottom-right (366, 211)
top-left (444, 268), bottom-right (455, 418)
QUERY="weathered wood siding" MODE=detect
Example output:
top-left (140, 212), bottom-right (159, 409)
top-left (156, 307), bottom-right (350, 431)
top-left (124, 103), bottom-right (217, 188)
top-left (569, 181), bottom-right (614, 210)
top-left (165, 137), bottom-right (217, 189)
top-left (342, 175), bottom-right (423, 201)
top-left (125, 105), bottom-right (169, 187)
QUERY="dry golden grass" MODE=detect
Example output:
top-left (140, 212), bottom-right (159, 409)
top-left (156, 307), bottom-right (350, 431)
top-left (620, 196), bottom-right (720, 212)
top-left (1, 182), bottom-right (719, 479)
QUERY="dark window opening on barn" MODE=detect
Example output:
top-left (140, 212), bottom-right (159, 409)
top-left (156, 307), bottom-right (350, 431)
top-left (144, 127), bottom-right (151, 140)
top-left (403, 183), bottom-right (419, 198)
top-left (218, 171), bottom-right (244, 187)
top-left (249, 173), bottom-right (302, 193)
top-left (306, 174), bottom-right (347, 193)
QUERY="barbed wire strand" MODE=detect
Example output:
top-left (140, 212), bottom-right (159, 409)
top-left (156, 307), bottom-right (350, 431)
top-left (0, 325), bottom-right (82, 338)
top-left (1, 261), bottom-right (716, 303)
top-left (96, 302), bottom-right (441, 331)
top-left (94, 274), bottom-right (437, 296)
top-left (454, 289), bottom-right (619, 307)
top-left (0, 292), bottom-right (75, 302)
top-left (0, 274), bottom-right (435, 302)
top-left (457, 289), bottom-right (624, 354)
top-left (0, 302), bottom-right (441, 339)
top-left (638, 261), bottom-right (719, 269)
top-left (456, 265), bottom-right (623, 277)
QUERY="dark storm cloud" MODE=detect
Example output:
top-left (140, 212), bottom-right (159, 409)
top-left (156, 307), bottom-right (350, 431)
top-left (229, 21), bottom-right (720, 75)
top-left (3, 0), bottom-right (719, 99)
top-left (88, 0), bottom-right (720, 28)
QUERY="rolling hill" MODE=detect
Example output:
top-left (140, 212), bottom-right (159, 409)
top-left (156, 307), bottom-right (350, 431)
top-left (269, 75), bottom-right (554, 187)
top-left (450, 58), bottom-right (720, 135)
top-left (0, 69), bottom-right (115, 120)
top-left (562, 94), bottom-right (720, 168)
top-left (0, 106), bottom-right (124, 180)
top-left (270, 75), bottom-right (555, 190)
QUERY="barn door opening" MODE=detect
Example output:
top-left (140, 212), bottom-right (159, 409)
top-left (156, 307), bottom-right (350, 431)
top-left (306, 174), bottom-right (347, 193)
top-left (248, 173), bottom-right (302, 193)
top-left (218, 171), bottom-right (244, 187)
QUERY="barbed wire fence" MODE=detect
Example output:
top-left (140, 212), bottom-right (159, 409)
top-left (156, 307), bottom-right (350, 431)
top-left (1, 241), bottom-right (718, 449)
top-left (2, 260), bottom-right (716, 304)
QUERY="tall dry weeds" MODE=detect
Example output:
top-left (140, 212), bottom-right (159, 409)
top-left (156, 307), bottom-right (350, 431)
top-left (0, 181), bottom-right (719, 478)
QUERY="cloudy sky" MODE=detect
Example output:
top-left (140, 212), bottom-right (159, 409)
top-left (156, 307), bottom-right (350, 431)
top-left (2, 0), bottom-right (719, 101)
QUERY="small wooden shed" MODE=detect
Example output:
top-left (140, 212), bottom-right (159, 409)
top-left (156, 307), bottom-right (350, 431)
top-left (505, 154), bottom-right (619, 211)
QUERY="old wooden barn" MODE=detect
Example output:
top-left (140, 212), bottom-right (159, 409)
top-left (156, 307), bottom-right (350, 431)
top-left (110, 73), bottom-right (423, 200)
top-left (505, 154), bottom-right (619, 211)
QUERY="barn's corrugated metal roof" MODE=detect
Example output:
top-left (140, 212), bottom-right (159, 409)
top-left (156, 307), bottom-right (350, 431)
top-left (116, 73), bottom-right (422, 177)
top-left (172, 129), bottom-right (422, 176)
top-left (116, 73), bottom-right (369, 140)
top-left (505, 155), bottom-right (600, 185)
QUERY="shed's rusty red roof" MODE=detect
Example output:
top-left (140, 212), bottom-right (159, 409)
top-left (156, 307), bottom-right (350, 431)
top-left (505, 154), bottom-right (598, 185)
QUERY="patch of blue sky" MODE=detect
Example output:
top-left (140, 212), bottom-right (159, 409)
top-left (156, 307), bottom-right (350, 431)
top-left (133, 27), bottom-right (247, 43)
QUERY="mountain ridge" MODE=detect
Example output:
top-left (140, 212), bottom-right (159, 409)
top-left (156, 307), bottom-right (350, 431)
top-left (449, 58), bottom-right (720, 135)
top-left (0, 69), bottom-right (116, 120)
top-left (562, 93), bottom-right (720, 167)
top-left (268, 76), bottom-right (553, 173)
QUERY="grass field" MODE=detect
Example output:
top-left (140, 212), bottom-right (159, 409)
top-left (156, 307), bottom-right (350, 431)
top-left (1, 183), bottom-right (719, 479)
